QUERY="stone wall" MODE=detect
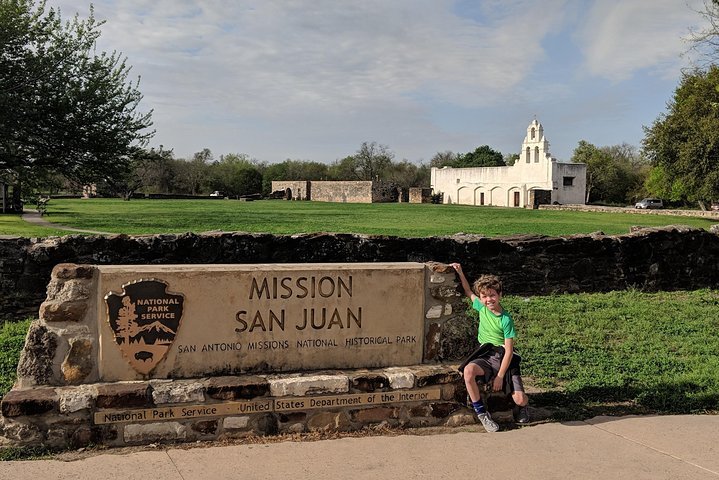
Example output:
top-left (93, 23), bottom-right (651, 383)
top-left (371, 181), bottom-right (400, 203)
top-left (1, 225), bottom-right (719, 321)
top-left (310, 181), bottom-right (373, 203)
top-left (0, 365), bottom-right (470, 448)
top-left (409, 188), bottom-right (432, 204)
top-left (270, 181), bottom-right (311, 201)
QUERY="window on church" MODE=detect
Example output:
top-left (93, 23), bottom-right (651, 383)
top-left (534, 146), bottom-right (539, 162)
top-left (526, 147), bottom-right (530, 163)
top-left (456, 178), bottom-right (460, 184)
top-left (531, 127), bottom-right (535, 140)
top-left (563, 176), bottom-right (574, 187)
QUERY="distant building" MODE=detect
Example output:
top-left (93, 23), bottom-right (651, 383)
top-left (431, 119), bottom-right (586, 208)
top-left (271, 180), bottom-right (401, 203)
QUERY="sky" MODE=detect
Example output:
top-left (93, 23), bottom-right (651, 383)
top-left (53, 0), bottom-right (707, 164)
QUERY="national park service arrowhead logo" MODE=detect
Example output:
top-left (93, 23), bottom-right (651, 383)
top-left (105, 279), bottom-right (184, 375)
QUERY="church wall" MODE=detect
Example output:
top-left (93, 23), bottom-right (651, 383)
top-left (552, 163), bottom-right (587, 204)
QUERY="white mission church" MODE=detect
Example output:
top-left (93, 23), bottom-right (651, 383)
top-left (430, 119), bottom-right (586, 208)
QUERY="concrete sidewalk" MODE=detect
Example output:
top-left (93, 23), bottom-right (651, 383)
top-left (21, 209), bottom-right (111, 235)
top-left (1, 415), bottom-right (717, 479)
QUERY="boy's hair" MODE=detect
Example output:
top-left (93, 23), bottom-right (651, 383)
top-left (473, 274), bottom-right (503, 296)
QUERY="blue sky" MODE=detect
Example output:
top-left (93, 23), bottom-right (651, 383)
top-left (55, 0), bottom-right (705, 164)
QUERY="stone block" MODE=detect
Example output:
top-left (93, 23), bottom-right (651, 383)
top-left (440, 383), bottom-right (457, 401)
top-left (16, 322), bottom-right (57, 386)
top-left (349, 373), bottom-right (389, 392)
top-left (415, 367), bottom-right (460, 387)
top-left (1, 388), bottom-right (59, 417)
top-left (424, 323), bottom-right (441, 361)
top-left (205, 376), bottom-right (268, 400)
top-left (191, 420), bottom-right (218, 436)
top-left (425, 305), bottom-right (443, 319)
top-left (96, 383), bottom-right (152, 409)
top-left (61, 338), bottom-right (94, 384)
top-left (429, 274), bottom-right (446, 284)
top-left (350, 407), bottom-right (397, 423)
top-left (124, 422), bottom-right (186, 443)
top-left (426, 262), bottom-right (454, 274)
top-left (0, 419), bottom-right (42, 443)
top-left (39, 300), bottom-right (88, 322)
top-left (384, 368), bottom-right (415, 389)
top-left (255, 414), bottom-right (278, 436)
top-left (306, 411), bottom-right (351, 432)
top-left (52, 263), bottom-right (95, 280)
top-left (152, 382), bottom-right (205, 404)
top-left (69, 426), bottom-right (95, 448)
top-left (47, 279), bottom-right (91, 302)
top-left (223, 416), bottom-right (250, 430)
top-left (430, 402), bottom-right (461, 418)
top-left (430, 285), bottom-right (461, 300)
top-left (409, 405), bottom-right (432, 417)
top-left (444, 412), bottom-right (476, 427)
top-left (269, 375), bottom-right (349, 397)
top-left (46, 428), bottom-right (66, 447)
top-left (59, 385), bottom-right (96, 413)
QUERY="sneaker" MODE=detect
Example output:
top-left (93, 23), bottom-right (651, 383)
top-left (514, 406), bottom-right (530, 424)
top-left (477, 412), bottom-right (499, 432)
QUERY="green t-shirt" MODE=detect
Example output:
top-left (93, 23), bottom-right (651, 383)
top-left (471, 298), bottom-right (516, 346)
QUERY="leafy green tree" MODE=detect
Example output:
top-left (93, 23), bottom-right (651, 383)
top-left (102, 147), bottom-right (173, 200)
top-left (642, 66), bottom-right (719, 206)
top-left (572, 141), bottom-right (644, 204)
top-left (429, 151), bottom-right (459, 168)
top-left (0, 1), bottom-right (153, 200)
top-left (208, 153), bottom-right (255, 196)
top-left (385, 160), bottom-right (430, 188)
top-left (504, 153), bottom-right (520, 166)
top-left (456, 145), bottom-right (505, 167)
top-left (328, 156), bottom-right (360, 180)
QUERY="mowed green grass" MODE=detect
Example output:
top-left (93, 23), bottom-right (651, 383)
top-left (0, 214), bottom-right (66, 237)
top-left (20, 198), bottom-right (719, 237)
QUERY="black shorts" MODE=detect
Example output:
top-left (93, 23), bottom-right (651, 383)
top-left (470, 351), bottom-right (524, 393)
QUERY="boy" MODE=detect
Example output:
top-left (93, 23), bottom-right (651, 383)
top-left (451, 262), bottom-right (529, 432)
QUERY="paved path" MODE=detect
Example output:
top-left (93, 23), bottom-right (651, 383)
top-left (1, 415), bottom-right (717, 479)
top-left (21, 209), bottom-right (111, 235)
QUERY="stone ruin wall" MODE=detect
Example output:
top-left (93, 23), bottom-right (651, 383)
top-left (409, 187), bottom-right (432, 203)
top-left (270, 181), bottom-right (311, 201)
top-left (1, 225), bottom-right (718, 323)
top-left (309, 181), bottom-right (374, 203)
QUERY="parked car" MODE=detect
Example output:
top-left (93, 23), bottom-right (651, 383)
top-left (711, 202), bottom-right (719, 211)
top-left (209, 191), bottom-right (223, 197)
top-left (635, 198), bottom-right (664, 209)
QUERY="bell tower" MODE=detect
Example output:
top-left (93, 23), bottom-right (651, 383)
top-left (519, 119), bottom-right (553, 165)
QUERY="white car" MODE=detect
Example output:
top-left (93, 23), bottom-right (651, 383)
top-left (635, 198), bottom-right (663, 209)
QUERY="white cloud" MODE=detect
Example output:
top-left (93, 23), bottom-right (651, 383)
top-left (576, 0), bottom-right (702, 81)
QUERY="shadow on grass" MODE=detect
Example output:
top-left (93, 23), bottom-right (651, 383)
top-left (531, 381), bottom-right (719, 422)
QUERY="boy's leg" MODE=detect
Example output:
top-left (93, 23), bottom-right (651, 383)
top-left (463, 363), bottom-right (484, 403)
top-left (510, 372), bottom-right (530, 423)
top-left (464, 361), bottom-right (499, 432)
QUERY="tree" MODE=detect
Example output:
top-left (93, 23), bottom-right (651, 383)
top-left (0, 1), bottom-right (154, 200)
top-left (686, 0), bottom-right (719, 66)
top-left (642, 66), bottom-right (719, 206)
top-left (101, 147), bottom-right (173, 200)
top-left (456, 145), bottom-right (505, 168)
top-left (572, 140), bottom-right (645, 204)
top-left (352, 142), bottom-right (394, 180)
top-left (429, 151), bottom-right (459, 168)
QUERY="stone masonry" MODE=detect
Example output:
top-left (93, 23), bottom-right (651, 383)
top-left (2, 226), bottom-right (718, 321)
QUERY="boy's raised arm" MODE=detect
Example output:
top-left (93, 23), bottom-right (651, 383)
top-left (450, 262), bottom-right (477, 301)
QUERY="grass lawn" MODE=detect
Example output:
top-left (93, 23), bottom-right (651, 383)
top-left (0, 214), bottom-right (66, 237)
top-left (15, 198), bottom-right (718, 238)
top-left (2, 291), bottom-right (717, 418)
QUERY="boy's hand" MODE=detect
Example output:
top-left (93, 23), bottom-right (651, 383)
top-left (492, 375), bottom-right (504, 392)
top-left (450, 262), bottom-right (463, 273)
